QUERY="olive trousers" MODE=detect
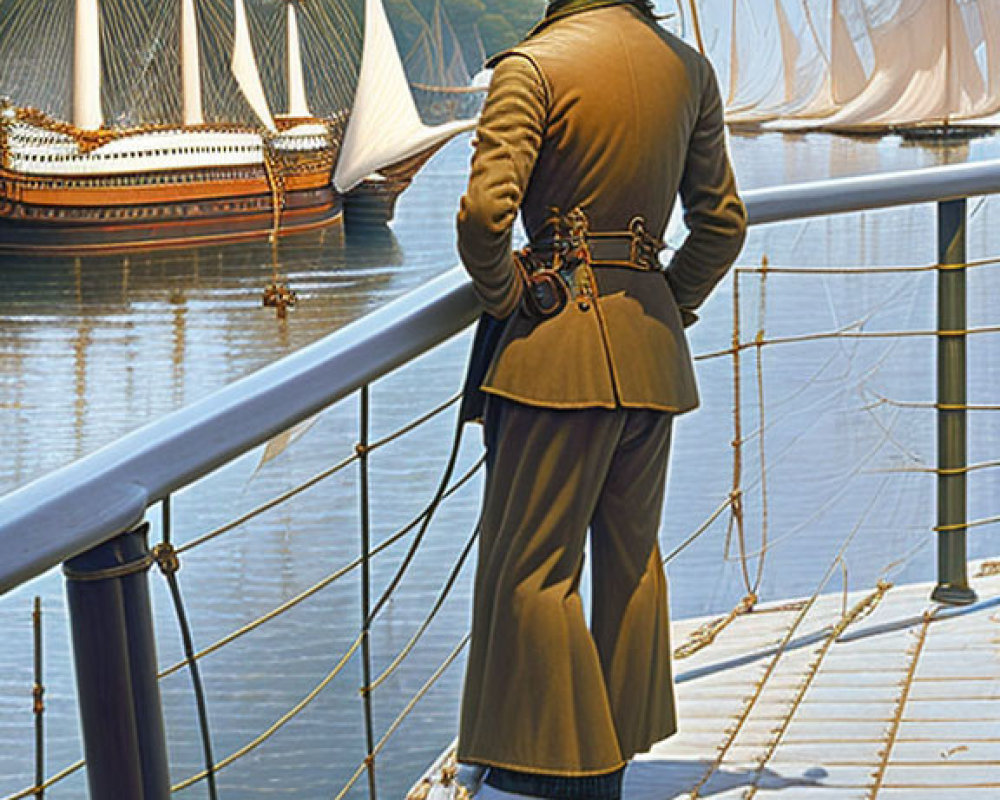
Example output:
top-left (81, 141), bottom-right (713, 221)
top-left (458, 397), bottom-right (677, 777)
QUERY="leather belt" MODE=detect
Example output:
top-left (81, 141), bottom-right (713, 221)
top-left (517, 215), bottom-right (668, 273)
top-left (514, 209), bottom-right (669, 319)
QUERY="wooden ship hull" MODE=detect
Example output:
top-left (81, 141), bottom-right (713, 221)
top-left (0, 126), bottom-right (342, 254)
top-left (343, 141), bottom-right (448, 229)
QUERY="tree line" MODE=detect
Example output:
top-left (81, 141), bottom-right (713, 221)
top-left (384, 0), bottom-right (548, 75)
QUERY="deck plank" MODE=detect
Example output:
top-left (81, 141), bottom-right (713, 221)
top-left (408, 564), bottom-right (999, 799)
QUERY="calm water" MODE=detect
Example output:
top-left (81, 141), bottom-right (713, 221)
top-left (1, 131), bottom-right (999, 799)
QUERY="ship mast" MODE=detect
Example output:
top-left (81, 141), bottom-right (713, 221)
top-left (74, 0), bottom-right (102, 130)
top-left (286, 1), bottom-right (311, 118)
top-left (232, 0), bottom-right (276, 131)
top-left (181, 0), bottom-right (204, 126)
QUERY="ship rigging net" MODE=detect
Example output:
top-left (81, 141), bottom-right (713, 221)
top-left (0, 0), bottom-right (363, 130)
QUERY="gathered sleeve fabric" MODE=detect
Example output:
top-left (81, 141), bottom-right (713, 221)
top-left (456, 54), bottom-right (548, 319)
top-left (665, 58), bottom-right (747, 319)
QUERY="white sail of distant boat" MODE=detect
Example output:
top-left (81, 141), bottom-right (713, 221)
top-left (334, 0), bottom-right (476, 193)
top-left (811, 0), bottom-right (985, 129)
top-left (700, 0), bottom-right (1000, 132)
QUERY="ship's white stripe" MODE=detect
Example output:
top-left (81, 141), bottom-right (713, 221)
top-left (4, 123), bottom-right (330, 178)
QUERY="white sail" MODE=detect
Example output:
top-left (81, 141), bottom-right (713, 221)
top-left (954, 0), bottom-right (1000, 122)
top-left (231, 0), bottom-right (276, 131)
top-left (812, 0), bottom-right (983, 129)
top-left (963, 2), bottom-right (1000, 122)
top-left (724, 0), bottom-right (792, 121)
top-left (763, 0), bottom-right (870, 128)
top-left (754, 0), bottom-right (998, 131)
top-left (334, 0), bottom-right (474, 193)
top-left (181, 0), bottom-right (204, 126)
top-left (286, 2), bottom-right (311, 118)
top-left (73, 0), bottom-right (102, 130)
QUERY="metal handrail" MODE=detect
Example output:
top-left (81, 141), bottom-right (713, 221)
top-left (1, 157), bottom-right (999, 595)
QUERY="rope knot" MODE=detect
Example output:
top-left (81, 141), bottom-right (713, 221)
top-left (152, 542), bottom-right (181, 576)
top-left (355, 443), bottom-right (370, 457)
top-left (32, 683), bottom-right (44, 714)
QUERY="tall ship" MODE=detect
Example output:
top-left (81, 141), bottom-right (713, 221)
top-left (682, 0), bottom-right (1000, 136)
top-left (0, 0), bottom-right (476, 253)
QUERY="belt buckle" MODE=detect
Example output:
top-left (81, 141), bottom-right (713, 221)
top-left (628, 215), bottom-right (663, 270)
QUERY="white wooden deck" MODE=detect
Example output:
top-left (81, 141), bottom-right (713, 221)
top-left (411, 560), bottom-right (1000, 800)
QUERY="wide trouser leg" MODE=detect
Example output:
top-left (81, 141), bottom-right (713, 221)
top-left (459, 399), bottom-right (626, 776)
top-left (590, 410), bottom-right (676, 758)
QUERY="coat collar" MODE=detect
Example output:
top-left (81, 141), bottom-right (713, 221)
top-left (484, 0), bottom-right (633, 68)
top-left (527, 0), bottom-right (633, 38)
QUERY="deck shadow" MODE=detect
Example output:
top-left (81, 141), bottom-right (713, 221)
top-left (624, 759), bottom-right (829, 798)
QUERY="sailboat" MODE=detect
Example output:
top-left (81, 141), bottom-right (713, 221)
top-left (404, 0), bottom-right (485, 125)
top-left (0, 0), bottom-right (475, 253)
top-left (336, 0), bottom-right (475, 226)
top-left (689, 0), bottom-right (1000, 136)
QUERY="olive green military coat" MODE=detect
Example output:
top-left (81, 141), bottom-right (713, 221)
top-left (457, 1), bottom-right (747, 413)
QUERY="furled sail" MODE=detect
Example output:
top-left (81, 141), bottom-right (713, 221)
top-left (286, 1), bottom-right (311, 118)
top-left (231, 0), bottom-right (276, 131)
top-left (73, 0), bottom-right (102, 129)
top-left (334, 0), bottom-right (475, 193)
top-left (182, 0), bottom-right (204, 126)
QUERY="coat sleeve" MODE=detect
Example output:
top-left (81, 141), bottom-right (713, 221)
top-left (665, 57), bottom-right (747, 322)
top-left (456, 54), bottom-right (548, 319)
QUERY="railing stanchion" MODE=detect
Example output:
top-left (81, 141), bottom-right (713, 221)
top-left (932, 198), bottom-right (977, 606)
top-left (359, 385), bottom-right (379, 800)
top-left (63, 523), bottom-right (170, 799)
top-left (32, 596), bottom-right (44, 799)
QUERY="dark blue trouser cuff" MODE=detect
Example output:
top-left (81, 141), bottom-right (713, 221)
top-left (484, 766), bottom-right (624, 800)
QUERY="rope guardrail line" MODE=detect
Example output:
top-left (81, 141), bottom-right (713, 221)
top-left (177, 451), bottom-right (359, 554)
top-left (726, 266), bottom-right (752, 595)
top-left (366, 523), bottom-right (478, 694)
top-left (368, 419), bottom-right (468, 625)
top-left (684, 485), bottom-right (882, 799)
top-left (741, 580), bottom-right (894, 800)
top-left (368, 393), bottom-right (462, 452)
top-left (724, 421), bottom-right (904, 562)
top-left (935, 514), bottom-right (1000, 533)
top-left (864, 396), bottom-right (1000, 412)
top-left (334, 634), bottom-right (471, 800)
top-left (176, 394), bottom-right (462, 556)
top-left (865, 607), bottom-right (937, 800)
top-left (662, 494), bottom-right (736, 566)
top-left (357, 387), bottom-right (379, 800)
top-left (672, 593), bottom-right (757, 661)
top-left (733, 253), bottom-right (1000, 275)
top-left (2, 761), bottom-right (85, 800)
top-left (751, 257), bottom-right (770, 596)
top-left (696, 324), bottom-right (1000, 362)
top-left (156, 496), bottom-right (219, 800)
top-left (868, 459), bottom-right (1000, 476)
top-left (171, 634), bottom-right (364, 793)
top-left (158, 456), bottom-right (484, 679)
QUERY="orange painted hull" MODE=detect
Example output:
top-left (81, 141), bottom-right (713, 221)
top-left (0, 165), bottom-right (342, 254)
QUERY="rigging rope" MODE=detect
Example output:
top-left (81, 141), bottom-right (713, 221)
top-left (155, 496), bottom-right (218, 800)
